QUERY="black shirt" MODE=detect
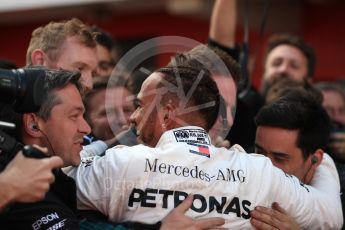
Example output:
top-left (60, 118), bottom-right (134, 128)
top-left (0, 169), bottom-right (79, 230)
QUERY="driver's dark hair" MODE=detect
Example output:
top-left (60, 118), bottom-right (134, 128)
top-left (157, 62), bottom-right (220, 131)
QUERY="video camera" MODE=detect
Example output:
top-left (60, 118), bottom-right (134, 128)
top-left (0, 67), bottom-right (49, 171)
top-left (0, 68), bottom-right (48, 113)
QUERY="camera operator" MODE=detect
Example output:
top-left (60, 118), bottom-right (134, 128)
top-left (0, 67), bottom-right (86, 229)
top-left (0, 148), bottom-right (63, 211)
top-left (0, 67), bottom-right (64, 212)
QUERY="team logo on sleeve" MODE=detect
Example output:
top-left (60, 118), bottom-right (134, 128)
top-left (81, 157), bottom-right (94, 168)
top-left (187, 143), bottom-right (210, 158)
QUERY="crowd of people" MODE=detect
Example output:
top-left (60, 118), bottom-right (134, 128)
top-left (0, 0), bottom-right (344, 229)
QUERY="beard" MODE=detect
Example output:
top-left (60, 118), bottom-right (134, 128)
top-left (139, 109), bottom-right (158, 147)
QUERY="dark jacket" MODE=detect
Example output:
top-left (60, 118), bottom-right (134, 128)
top-left (0, 169), bottom-right (79, 230)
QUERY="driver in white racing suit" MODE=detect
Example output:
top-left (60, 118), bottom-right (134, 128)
top-left (69, 61), bottom-right (343, 229)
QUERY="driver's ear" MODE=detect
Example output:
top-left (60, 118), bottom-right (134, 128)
top-left (162, 100), bottom-right (177, 130)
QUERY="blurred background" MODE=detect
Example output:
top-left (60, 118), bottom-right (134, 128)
top-left (0, 0), bottom-right (344, 89)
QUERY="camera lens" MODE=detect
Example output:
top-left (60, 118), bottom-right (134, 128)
top-left (0, 68), bottom-right (46, 113)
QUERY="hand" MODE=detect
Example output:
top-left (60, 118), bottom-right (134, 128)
top-left (0, 149), bottom-right (63, 209)
top-left (161, 195), bottom-right (225, 230)
top-left (250, 202), bottom-right (301, 230)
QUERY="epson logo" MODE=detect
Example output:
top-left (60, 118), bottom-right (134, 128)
top-left (32, 212), bottom-right (60, 230)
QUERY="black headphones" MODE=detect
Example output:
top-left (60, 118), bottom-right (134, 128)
top-left (30, 123), bottom-right (56, 156)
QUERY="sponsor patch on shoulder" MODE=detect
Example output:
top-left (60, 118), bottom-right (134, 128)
top-left (173, 129), bottom-right (210, 145)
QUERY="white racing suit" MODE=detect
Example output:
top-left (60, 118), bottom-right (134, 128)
top-left (69, 126), bottom-right (343, 229)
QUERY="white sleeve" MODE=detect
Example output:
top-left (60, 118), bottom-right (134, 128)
top-left (62, 141), bottom-right (108, 177)
top-left (80, 140), bottom-right (108, 158)
top-left (73, 154), bottom-right (111, 215)
top-left (262, 153), bottom-right (343, 229)
top-left (72, 146), bottom-right (136, 220)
